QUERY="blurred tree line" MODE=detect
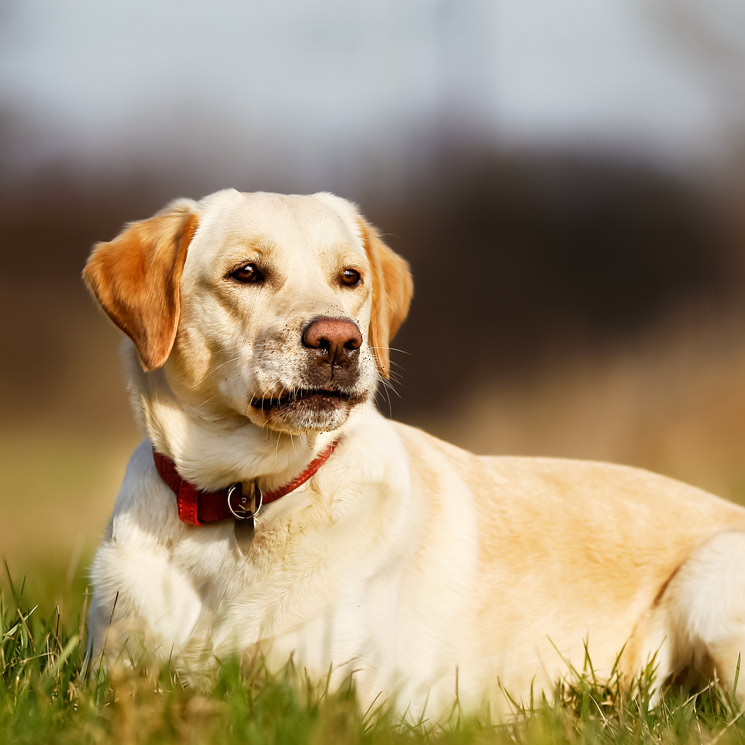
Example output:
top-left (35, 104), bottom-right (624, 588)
top-left (1, 135), bottom-right (742, 427)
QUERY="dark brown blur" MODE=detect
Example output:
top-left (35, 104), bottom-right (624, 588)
top-left (3, 0), bottom-right (745, 572)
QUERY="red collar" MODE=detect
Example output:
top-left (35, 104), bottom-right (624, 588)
top-left (152, 440), bottom-right (340, 526)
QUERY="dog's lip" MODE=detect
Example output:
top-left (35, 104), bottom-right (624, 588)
top-left (250, 388), bottom-right (352, 410)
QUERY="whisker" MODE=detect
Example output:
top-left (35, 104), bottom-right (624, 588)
top-left (384, 374), bottom-right (402, 395)
top-left (195, 391), bottom-right (221, 410)
top-left (200, 354), bottom-right (243, 381)
top-left (386, 370), bottom-right (403, 385)
top-left (376, 372), bottom-right (402, 401)
top-left (368, 346), bottom-right (412, 357)
top-left (381, 378), bottom-right (393, 418)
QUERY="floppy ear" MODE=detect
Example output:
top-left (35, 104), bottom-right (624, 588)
top-left (83, 199), bottom-right (199, 371)
top-left (358, 218), bottom-right (413, 378)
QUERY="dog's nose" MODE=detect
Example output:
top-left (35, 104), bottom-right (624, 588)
top-left (302, 317), bottom-right (362, 367)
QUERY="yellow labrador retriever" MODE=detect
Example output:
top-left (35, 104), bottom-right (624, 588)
top-left (84, 189), bottom-right (745, 718)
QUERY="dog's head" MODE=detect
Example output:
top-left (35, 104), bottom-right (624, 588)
top-left (83, 190), bottom-right (412, 435)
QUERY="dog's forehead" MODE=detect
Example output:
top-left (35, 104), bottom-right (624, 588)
top-left (191, 190), bottom-right (364, 264)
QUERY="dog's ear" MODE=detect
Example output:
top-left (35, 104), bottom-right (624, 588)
top-left (358, 218), bottom-right (413, 379)
top-left (83, 199), bottom-right (199, 371)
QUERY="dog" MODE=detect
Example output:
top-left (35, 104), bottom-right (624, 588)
top-left (84, 189), bottom-right (745, 719)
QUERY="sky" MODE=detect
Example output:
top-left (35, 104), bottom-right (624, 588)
top-left (1, 0), bottom-right (743, 190)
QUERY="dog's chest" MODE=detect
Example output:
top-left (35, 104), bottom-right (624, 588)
top-left (165, 508), bottom-right (404, 665)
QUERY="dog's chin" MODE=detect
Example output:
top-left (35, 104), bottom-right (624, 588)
top-left (246, 388), bottom-right (367, 435)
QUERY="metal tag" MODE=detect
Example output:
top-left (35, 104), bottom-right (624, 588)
top-left (233, 513), bottom-right (255, 555)
top-left (227, 481), bottom-right (263, 556)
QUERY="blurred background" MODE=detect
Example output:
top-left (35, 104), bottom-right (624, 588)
top-left (2, 0), bottom-right (745, 589)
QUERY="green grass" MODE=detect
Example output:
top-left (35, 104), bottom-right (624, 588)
top-left (2, 567), bottom-right (745, 745)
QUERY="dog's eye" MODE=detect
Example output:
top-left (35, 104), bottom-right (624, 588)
top-left (340, 268), bottom-right (361, 287)
top-left (230, 263), bottom-right (264, 284)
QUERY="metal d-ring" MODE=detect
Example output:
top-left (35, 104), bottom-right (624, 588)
top-left (227, 482), bottom-right (263, 521)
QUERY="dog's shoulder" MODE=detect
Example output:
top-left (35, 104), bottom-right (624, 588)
top-left (105, 440), bottom-right (183, 546)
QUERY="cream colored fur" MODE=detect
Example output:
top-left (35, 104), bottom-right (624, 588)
top-left (84, 189), bottom-right (745, 720)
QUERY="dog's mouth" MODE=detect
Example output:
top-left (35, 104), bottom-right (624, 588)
top-left (248, 384), bottom-right (368, 433)
top-left (250, 388), bottom-right (354, 411)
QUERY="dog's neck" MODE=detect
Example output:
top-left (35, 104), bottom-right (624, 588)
top-left (127, 359), bottom-right (342, 493)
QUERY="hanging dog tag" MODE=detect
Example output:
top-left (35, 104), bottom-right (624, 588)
top-left (227, 482), bottom-right (262, 555)
top-left (233, 514), bottom-right (255, 555)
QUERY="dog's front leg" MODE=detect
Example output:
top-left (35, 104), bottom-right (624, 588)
top-left (86, 539), bottom-right (205, 668)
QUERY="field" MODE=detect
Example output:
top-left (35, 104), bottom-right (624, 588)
top-left (3, 562), bottom-right (745, 745)
top-left (6, 306), bottom-right (745, 743)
